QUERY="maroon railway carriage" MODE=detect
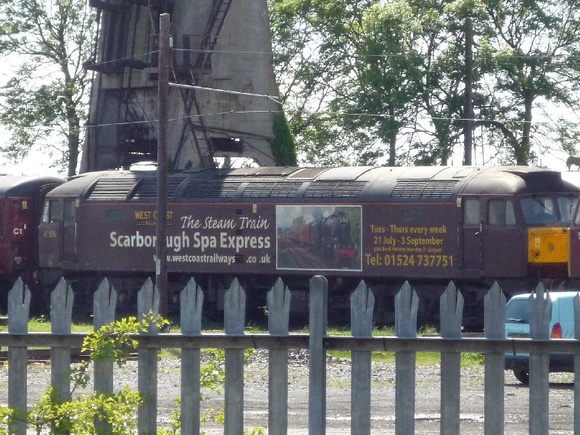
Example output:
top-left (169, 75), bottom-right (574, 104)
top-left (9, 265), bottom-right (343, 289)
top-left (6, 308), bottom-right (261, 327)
top-left (0, 175), bottom-right (64, 309)
top-left (37, 166), bottom-right (580, 327)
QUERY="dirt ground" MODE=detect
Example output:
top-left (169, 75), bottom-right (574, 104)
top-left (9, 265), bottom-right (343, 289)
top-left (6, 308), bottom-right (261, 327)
top-left (0, 352), bottom-right (575, 434)
top-left (200, 354), bottom-right (574, 434)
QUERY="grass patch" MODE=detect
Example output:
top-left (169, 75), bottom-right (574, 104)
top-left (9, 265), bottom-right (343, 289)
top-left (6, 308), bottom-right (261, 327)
top-left (329, 350), bottom-right (483, 367)
top-left (28, 316), bottom-right (93, 333)
top-left (326, 324), bottom-right (483, 367)
top-left (25, 317), bottom-right (485, 368)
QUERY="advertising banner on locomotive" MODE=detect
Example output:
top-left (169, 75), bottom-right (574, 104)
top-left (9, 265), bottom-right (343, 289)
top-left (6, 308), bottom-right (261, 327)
top-left (77, 202), bottom-right (458, 278)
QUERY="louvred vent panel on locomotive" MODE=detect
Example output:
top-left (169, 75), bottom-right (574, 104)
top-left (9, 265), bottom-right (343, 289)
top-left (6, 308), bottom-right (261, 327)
top-left (304, 181), bottom-right (366, 198)
top-left (242, 182), bottom-right (302, 198)
top-left (181, 181), bottom-right (241, 199)
top-left (129, 176), bottom-right (187, 200)
top-left (391, 180), bottom-right (458, 199)
top-left (86, 178), bottom-right (137, 201)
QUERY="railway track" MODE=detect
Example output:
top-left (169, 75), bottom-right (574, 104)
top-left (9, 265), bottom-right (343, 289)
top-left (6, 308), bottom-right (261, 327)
top-left (0, 348), bottom-right (139, 363)
top-left (0, 348), bottom-right (88, 363)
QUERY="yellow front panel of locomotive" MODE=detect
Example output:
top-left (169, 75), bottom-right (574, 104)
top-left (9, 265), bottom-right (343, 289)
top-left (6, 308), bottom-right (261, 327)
top-left (528, 227), bottom-right (569, 263)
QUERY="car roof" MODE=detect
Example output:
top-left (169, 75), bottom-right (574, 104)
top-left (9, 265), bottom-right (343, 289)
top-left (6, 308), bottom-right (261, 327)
top-left (510, 291), bottom-right (579, 301)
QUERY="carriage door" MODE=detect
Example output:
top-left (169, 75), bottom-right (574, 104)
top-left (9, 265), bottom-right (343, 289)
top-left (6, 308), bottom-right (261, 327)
top-left (462, 198), bottom-right (482, 270)
top-left (62, 199), bottom-right (77, 261)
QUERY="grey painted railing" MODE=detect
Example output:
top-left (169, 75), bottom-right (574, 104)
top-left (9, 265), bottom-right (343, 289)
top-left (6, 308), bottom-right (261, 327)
top-left (1, 276), bottom-right (580, 434)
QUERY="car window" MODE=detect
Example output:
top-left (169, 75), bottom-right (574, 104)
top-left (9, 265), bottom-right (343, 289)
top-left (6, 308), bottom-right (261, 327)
top-left (506, 298), bottom-right (529, 324)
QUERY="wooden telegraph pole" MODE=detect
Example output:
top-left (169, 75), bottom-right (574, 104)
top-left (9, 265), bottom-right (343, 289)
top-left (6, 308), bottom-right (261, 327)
top-left (464, 17), bottom-right (474, 165)
top-left (156, 13), bottom-right (170, 315)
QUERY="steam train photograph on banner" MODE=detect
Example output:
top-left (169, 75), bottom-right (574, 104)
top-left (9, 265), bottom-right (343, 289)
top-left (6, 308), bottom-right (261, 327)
top-left (0, 164), bottom-right (580, 328)
top-left (277, 206), bottom-right (360, 271)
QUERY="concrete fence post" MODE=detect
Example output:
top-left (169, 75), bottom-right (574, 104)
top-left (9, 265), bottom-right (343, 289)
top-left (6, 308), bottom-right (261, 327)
top-left (224, 278), bottom-right (246, 435)
top-left (93, 278), bottom-right (117, 395)
top-left (483, 282), bottom-right (506, 435)
top-left (395, 281), bottom-right (418, 435)
top-left (309, 275), bottom-right (328, 435)
top-left (439, 281), bottom-right (463, 435)
top-left (137, 278), bottom-right (160, 434)
top-left (7, 278), bottom-right (30, 435)
top-left (267, 278), bottom-right (291, 434)
top-left (50, 278), bottom-right (73, 404)
top-left (93, 278), bottom-right (117, 433)
top-left (574, 292), bottom-right (580, 434)
top-left (529, 282), bottom-right (552, 435)
top-left (180, 277), bottom-right (204, 435)
top-left (350, 280), bottom-right (374, 435)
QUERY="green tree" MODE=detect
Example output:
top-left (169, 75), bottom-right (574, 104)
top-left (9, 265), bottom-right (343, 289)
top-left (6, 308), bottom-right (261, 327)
top-left (477, 0), bottom-right (580, 165)
top-left (0, 0), bottom-right (96, 176)
top-left (335, 1), bottom-right (420, 166)
top-left (270, 0), bottom-right (474, 166)
top-left (270, 0), bottom-right (580, 167)
top-left (270, 0), bottom-right (380, 165)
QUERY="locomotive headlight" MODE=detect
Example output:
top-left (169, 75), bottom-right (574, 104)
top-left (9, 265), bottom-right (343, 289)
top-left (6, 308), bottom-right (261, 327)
top-left (548, 243), bottom-right (555, 252)
top-left (534, 249), bottom-right (541, 259)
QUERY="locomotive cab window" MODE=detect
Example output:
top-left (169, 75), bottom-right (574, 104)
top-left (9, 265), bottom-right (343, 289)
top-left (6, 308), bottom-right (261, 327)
top-left (559, 196), bottom-right (579, 224)
top-left (464, 199), bottom-right (480, 225)
top-left (522, 196), bottom-right (576, 225)
top-left (64, 199), bottom-right (76, 224)
top-left (488, 200), bottom-right (516, 226)
top-left (42, 200), bottom-right (61, 223)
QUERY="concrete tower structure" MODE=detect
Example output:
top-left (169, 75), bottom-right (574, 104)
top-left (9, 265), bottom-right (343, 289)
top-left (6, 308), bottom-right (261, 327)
top-left (82, 0), bottom-right (280, 172)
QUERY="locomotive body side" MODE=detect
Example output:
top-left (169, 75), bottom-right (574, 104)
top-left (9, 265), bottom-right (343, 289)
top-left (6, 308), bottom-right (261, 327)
top-left (37, 166), bottom-right (580, 326)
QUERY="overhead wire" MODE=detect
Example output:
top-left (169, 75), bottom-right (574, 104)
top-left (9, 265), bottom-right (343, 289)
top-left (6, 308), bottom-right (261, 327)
top-left (84, 109), bottom-right (285, 130)
top-left (81, 49), bottom-right (580, 130)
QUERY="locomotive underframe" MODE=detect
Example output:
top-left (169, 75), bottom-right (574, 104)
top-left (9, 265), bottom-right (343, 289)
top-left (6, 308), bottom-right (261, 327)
top-left (34, 266), bottom-right (546, 330)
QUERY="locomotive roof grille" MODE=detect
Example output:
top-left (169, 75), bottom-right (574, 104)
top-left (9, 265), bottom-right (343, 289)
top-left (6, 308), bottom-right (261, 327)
top-left (86, 178), bottom-right (137, 201)
top-left (392, 180), bottom-right (458, 199)
top-left (242, 182), bottom-right (302, 198)
top-left (181, 181), bottom-right (241, 199)
top-left (130, 177), bottom-right (187, 200)
top-left (303, 181), bottom-right (366, 198)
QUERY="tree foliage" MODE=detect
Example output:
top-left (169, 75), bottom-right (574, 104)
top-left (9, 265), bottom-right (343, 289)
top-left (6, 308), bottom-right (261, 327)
top-left (269, 0), bottom-right (580, 167)
top-left (0, 0), bottom-right (96, 176)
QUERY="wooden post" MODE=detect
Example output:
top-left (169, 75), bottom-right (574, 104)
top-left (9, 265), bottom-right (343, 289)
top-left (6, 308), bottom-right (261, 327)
top-left (180, 278), bottom-right (204, 435)
top-left (224, 278), bottom-right (246, 435)
top-left (350, 281), bottom-right (374, 435)
top-left (156, 12), bottom-right (171, 315)
top-left (395, 281), bottom-right (418, 435)
top-left (7, 278), bottom-right (30, 435)
top-left (484, 282), bottom-right (506, 435)
top-left (440, 282), bottom-right (463, 435)
top-left (463, 17), bottom-right (474, 165)
top-left (267, 278), bottom-right (291, 434)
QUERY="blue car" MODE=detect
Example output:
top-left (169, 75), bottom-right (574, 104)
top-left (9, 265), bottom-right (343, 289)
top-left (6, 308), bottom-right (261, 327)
top-left (505, 291), bottom-right (577, 384)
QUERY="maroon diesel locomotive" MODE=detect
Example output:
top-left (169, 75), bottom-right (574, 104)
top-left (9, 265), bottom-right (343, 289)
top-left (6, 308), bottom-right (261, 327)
top-left (35, 165), bottom-right (580, 326)
top-left (0, 175), bottom-right (64, 309)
